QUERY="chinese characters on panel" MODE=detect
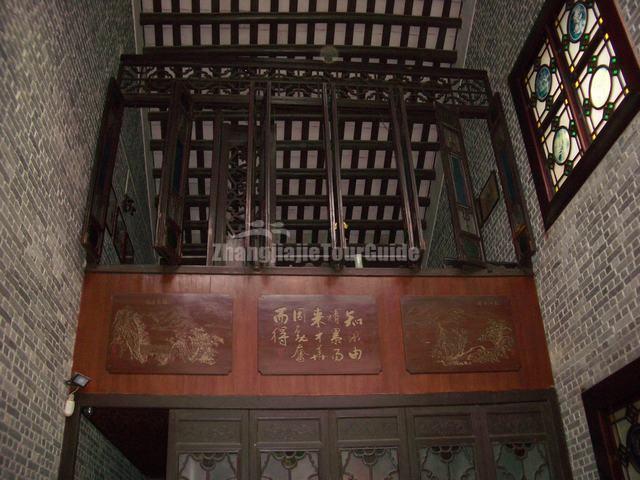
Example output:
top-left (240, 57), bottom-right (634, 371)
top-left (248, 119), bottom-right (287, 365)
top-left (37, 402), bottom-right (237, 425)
top-left (258, 295), bottom-right (381, 375)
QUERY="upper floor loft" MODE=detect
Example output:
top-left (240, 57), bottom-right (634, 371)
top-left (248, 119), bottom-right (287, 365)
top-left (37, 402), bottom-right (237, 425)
top-left (81, 0), bottom-right (536, 274)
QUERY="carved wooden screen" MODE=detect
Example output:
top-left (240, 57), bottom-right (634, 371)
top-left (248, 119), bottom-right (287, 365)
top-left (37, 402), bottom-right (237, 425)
top-left (250, 410), bottom-right (330, 480)
top-left (166, 410), bottom-right (249, 480)
top-left (163, 396), bottom-right (571, 480)
top-left (407, 406), bottom-right (483, 479)
top-left (484, 403), bottom-right (570, 480)
top-left (81, 78), bottom-right (124, 264)
top-left (155, 81), bottom-right (193, 263)
top-left (331, 408), bottom-right (409, 479)
top-left (434, 103), bottom-right (485, 262)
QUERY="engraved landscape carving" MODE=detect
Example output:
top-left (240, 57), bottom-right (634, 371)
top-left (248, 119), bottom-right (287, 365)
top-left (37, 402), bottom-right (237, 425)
top-left (107, 294), bottom-right (233, 374)
top-left (401, 296), bottom-right (520, 373)
top-left (432, 314), bottom-right (514, 367)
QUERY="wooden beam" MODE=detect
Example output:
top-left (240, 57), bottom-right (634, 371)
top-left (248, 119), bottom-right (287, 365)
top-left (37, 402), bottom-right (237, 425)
top-left (388, 89), bottom-right (417, 252)
top-left (173, 193), bottom-right (430, 208)
top-left (142, 45), bottom-right (457, 64)
top-left (244, 82), bottom-right (256, 257)
top-left (140, 12), bottom-right (462, 28)
top-left (150, 139), bottom-right (439, 151)
top-left (124, 94), bottom-right (488, 119)
top-left (276, 195), bottom-right (430, 208)
top-left (186, 218), bottom-right (420, 230)
top-left (321, 83), bottom-right (340, 259)
top-left (120, 54), bottom-right (488, 82)
top-left (153, 167), bottom-right (436, 181)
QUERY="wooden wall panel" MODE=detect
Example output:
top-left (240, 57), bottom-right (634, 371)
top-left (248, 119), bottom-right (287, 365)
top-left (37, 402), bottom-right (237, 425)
top-left (73, 273), bottom-right (553, 396)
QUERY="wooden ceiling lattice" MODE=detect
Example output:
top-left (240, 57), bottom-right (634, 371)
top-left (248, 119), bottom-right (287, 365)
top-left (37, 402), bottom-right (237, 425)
top-left (126, 0), bottom-right (485, 267)
top-left (140, 0), bottom-right (462, 67)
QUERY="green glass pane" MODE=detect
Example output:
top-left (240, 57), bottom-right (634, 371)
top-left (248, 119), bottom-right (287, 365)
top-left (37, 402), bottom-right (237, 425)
top-left (260, 451), bottom-right (319, 480)
top-left (178, 452), bottom-right (238, 480)
top-left (419, 445), bottom-right (476, 480)
top-left (341, 448), bottom-right (399, 479)
top-left (493, 442), bottom-right (551, 480)
top-left (450, 153), bottom-right (470, 207)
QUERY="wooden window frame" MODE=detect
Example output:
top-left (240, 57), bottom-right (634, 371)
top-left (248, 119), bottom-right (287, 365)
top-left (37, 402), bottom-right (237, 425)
top-left (582, 356), bottom-right (640, 480)
top-left (509, 0), bottom-right (640, 229)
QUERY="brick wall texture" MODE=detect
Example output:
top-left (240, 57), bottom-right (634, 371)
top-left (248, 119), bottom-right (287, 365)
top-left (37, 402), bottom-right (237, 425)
top-left (100, 107), bottom-right (155, 266)
top-left (74, 416), bottom-right (145, 480)
top-left (0, 1), bottom-right (136, 478)
top-left (463, 119), bottom-right (517, 263)
top-left (465, 1), bottom-right (640, 478)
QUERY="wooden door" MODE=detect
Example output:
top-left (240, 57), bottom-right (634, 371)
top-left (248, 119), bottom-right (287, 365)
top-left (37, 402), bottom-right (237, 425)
top-left (434, 103), bottom-right (485, 263)
top-left (163, 399), bottom-right (571, 480)
top-left (81, 78), bottom-right (124, 264)
top-left (330, 408), bottom-right (409, 479)
top-left (166, 410), bottom-right (249, 480)
top-left (250, 410), bottom-right (330, 480)
top-left (155, 81), bottom-right (193, 263)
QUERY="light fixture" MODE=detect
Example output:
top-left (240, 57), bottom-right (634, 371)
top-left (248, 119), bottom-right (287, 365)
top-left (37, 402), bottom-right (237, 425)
top-left (65, 372), bottom-right (92, 389)
top-left (63, 372), bottom-right (92, 418)
top-left (320, 45), bottom-right (339, 63)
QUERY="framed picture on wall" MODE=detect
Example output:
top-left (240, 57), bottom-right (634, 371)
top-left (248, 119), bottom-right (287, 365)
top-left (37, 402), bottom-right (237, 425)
top-left (477, 171), bottom-right (500, 227)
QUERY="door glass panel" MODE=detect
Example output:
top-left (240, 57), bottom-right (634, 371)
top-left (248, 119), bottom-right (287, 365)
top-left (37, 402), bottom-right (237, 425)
top-left (418, 445), bottom-right (476, 480)
top-left (492, 442), bottom-right (551, 480)
top-left (178, 452), bottom-right (238, 479)
top-left (609, 400), bottom-right (640, 480)
top-left (340, 447), bottom-right (399, 479)
top-left (260, 451), bottom-right (319, 480)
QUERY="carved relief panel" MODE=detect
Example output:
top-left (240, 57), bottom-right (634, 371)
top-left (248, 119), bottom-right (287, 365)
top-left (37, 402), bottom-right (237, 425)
top-left (401, 296), bottom-right (521, 373)
top-left (107, 294), bottom-right (233, 375)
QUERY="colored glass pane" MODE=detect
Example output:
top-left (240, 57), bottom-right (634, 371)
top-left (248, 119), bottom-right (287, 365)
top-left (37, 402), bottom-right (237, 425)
top-left (493, 442), bottom-right (552, 480)
top-left (178, 452), bottom-right (239, 480)
top-left (418, 445), bottom-right (476, 480)
top-left (341, 448), bottom-right (399, 480)
top-left (260, 451), bottom-right (319, 480)
top-left (524, 41), bottom-right (563, 125)
top-left (575, 38), bottom-right (629, 137)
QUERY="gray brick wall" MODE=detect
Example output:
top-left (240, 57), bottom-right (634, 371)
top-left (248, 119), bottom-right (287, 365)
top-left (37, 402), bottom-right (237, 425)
top-left (0, 1), bottom-right (136, 478)
top-left (101, 108), bottom-right (155, 266)
top-left (463, 119), bottom-right (516, 263)
top-left (427, 185), bottom-right (456, 267)
top-left (465, 1), bottom-right (640, 477)
top-left (75, 416), bottom-right (145, 480)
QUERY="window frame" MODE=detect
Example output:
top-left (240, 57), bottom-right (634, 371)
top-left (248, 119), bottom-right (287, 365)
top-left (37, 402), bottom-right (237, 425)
top-left (509, 0), bottom-right (640, 229)
top-left (582, 356), bottom-right (640, 479)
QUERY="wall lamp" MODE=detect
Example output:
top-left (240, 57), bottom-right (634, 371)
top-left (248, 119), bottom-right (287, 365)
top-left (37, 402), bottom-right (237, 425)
top-left (63, 372), bottom-right (91, 418)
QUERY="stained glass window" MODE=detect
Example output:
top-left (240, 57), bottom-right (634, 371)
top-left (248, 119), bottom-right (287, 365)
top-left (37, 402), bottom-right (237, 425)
top-left (340, 447), bottom-right (399, 480)
top-left (260, 450), bottom-right (319, 480)
top-left (178, 452), bottom-right (238, 480)
top-left (556, 1), bottom-right (601, 70)
top-left (609, 400), bottom-right (640, 480)
top-left (540, 103), bottom-right (584, 191)
top-left (492, 442), bottom-right (552, 480)
top-left (575, 40), bottom-right (629, 137)
top-left (418, 445), bottom-right (476, 480)
top-left (524, 41), bottom-right (563, 126)
top-left (511, 0), bottom-right (639, 226)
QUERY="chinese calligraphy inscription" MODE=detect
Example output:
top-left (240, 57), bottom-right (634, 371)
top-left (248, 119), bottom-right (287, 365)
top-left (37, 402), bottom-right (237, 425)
top-left (258, 295), bottom-right (380, 375)
top-left (401, 296), bottom-right (520, 373)
top-left (107, 294), bottom-right (233, 374)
